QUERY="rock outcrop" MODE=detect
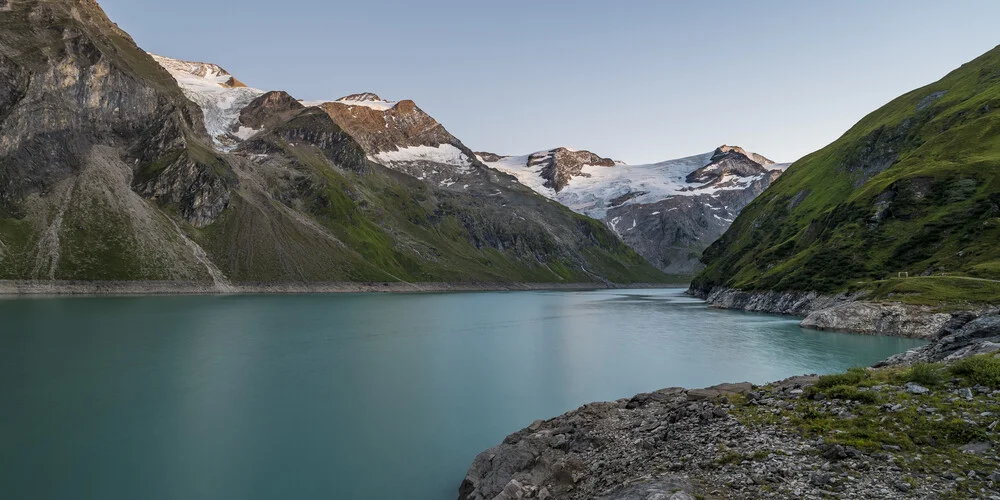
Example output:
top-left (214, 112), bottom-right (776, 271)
top-left (878, 314), bottom-right (1000, 365)
top-left (691, 286), bottom-right (982, 338)
top-left (685, 146), bottom-right (773, 184)
top-left (800, 302), bottom-right (953, 339)
top-left (528, 148), bottom-right (616, 192)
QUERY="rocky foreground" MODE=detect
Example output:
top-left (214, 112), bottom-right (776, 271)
top-left (459, 316), bottom-right (1000, 499)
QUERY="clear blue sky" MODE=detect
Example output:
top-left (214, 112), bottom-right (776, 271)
top-left (101, 0), bottom-right (1000, 164)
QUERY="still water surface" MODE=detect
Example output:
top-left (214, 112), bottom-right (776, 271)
top-left (0, 288), bottom-right (925, 499)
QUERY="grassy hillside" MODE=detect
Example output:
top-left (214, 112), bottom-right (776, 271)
top-left (693, 45), bottom-right (1000, 306)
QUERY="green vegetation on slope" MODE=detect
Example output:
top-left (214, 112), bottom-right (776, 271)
top-left (194, 134), bottom-right (667, 284)
top-left (733, 355), bottom-right (1000, 497)
top-left (694, 45), bottom-right (1000, 305)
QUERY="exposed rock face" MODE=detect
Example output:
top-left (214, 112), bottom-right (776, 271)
top-left (458, 384), bottom-right (756, 500)
top-left (316, 99), bottom-right (456, 154)
top-left (0, 1), bottom-right (201, 216)
top-left (878, 314), bottom-right (1000, 365)
top-left (692, 286), bottom-right (993, 338)
top-left (801, 302), bottom-right (952, 339)
top-left (237, 91), bottom-right (304, 131)
top-left (0, 0), bottom-right (235, 283)
top-left (609, 172), bottom-right (780, 275)
top-left (485, 148), bottom-right (787, 277)
top-left (713, 145), bottom-right (774, 167)
top-left (692, 286), bottom-right (847, 316)
top-left (474, 151), bottom-right (505, 163)
top-left (336, 92), bottom-right (384, 103)
top-left (306, 97), bottom-right (490, 187)
top-left (686, 147), bottom-right (772, 184)
top-left (529, 148), bottom-right (616, 192)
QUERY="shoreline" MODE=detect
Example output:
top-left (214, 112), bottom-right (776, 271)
top-left (0, 280), bottom-right (683, 297)
top-left (688, 285), bottom-right (990, 339)
top-left (459, 315), bottom-right (1000, 500)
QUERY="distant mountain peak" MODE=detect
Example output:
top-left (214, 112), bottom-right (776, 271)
top-left (337, 92), bottom-right (386, 103)
top-left (712, 145), bottom-right (774, 166)
top-left (149, 54), bottom-right (246, 89)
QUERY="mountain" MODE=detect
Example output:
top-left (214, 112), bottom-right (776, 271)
top-left (480, 147), bottom-right (787, 277)
top-left (0, 0), bottom-right (667, 288)
top-left (692, 45), bottom-right (1000, 304)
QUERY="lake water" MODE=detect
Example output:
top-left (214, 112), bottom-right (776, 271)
top-left (0, 288), bottom-right (925, 499)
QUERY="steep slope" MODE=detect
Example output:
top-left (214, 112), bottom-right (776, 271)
top-left (483, 147), bottom-right (786, 276)
top-left (0, 0), bottom-right (666, 287)
top-left (0, 0), bottom-right (234, 282)
top-left (692, 44), bottom-right (1000, 304)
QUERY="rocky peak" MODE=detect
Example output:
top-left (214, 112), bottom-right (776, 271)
top-left (238, 91), bottom-right (304, 131)
top-left (529, 148), bottom-right (616, 192)
top-left (687, 146), bottom-right (773, 185)
top-left (475, 152), bottom-right (506, 163)
top-left (712, 145), bottom-right (774, 167)
top-left (317, 98), bottom-right (455, 154)
top-left (337, 92), bottom-right (385, 103)
top-left (149, 54), bottom-right (246, 89)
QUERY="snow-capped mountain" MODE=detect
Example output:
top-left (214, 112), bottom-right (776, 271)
top-left (480, 147), bottom-right (790, 276)
top-left (150, 54), bottom-right (266, 150)
top-left (153, 54), bottom-right (480, 188)
top-left (151, 52), bottom-right (783, 277)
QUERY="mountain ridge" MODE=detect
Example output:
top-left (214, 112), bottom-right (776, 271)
top-left (482, 145), bottom-right (787, 276)
top-left (0, 0), bottom-right (668, 288)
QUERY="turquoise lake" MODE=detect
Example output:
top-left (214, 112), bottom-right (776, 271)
top-left (0, 288), bottom-right (926, 499)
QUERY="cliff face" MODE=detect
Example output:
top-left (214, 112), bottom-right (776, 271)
top-left (0, 0), bottom-right (667, 287)
top-left (0, 0), bottom-right (232, 281)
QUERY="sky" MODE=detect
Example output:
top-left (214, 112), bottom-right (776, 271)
top-left (100, 0), bottom-right (1000, 165)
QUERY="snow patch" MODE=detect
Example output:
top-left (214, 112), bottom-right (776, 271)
top-left (234, 126), bottom-right (260, 140)
top-left (298, 96), bottom-right (399, 111)
top-left (370, 144), bottom-right (472, 168)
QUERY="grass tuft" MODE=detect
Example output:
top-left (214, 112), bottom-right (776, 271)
top-left (902, 362), bottom-right (946, 387)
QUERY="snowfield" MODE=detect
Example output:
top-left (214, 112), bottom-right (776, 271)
top-left (371, 144), bottom-right (472, 168)
top-left (150, 54), bottom-right (266, 150)
top-left (299, 96), bottom-right (399, 111)
top-left (484, 151), bottom-right (788, 219)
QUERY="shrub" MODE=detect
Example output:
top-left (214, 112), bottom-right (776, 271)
top-left (903, 363), bottom-right (945, 387)
top-left (950, 354), bottom-right (1000, 388)
top-left (825, 385), bottom-right (880, 403)
top-left (815, 367), bottom-right (869, 389)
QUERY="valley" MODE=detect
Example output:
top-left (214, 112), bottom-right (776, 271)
top-left (2, 2), bottom-right (1000, 500)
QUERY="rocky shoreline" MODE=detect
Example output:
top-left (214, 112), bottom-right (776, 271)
top-left (459, 315), bottom-right (1000, 500)
top-left (690, 286), bottom-right (993, 339)
top-left (0, 280), bottom-right (679, 297)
